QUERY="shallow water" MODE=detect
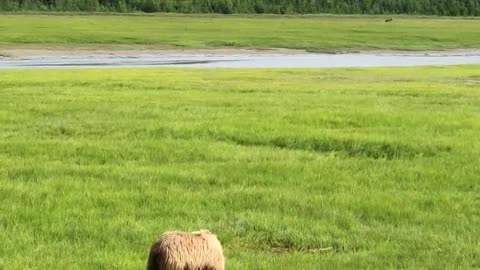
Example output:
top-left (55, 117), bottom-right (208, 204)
top-left (1, 52), bottom-right (480, 69)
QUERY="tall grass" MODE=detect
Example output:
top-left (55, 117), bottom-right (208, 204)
top-left (0, 66), bottom-right (479, 269)
top-left (0, 15), bottom-right (480, 51)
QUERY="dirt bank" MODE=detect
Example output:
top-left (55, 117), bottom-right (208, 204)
top-left (1, 47), bottom-right (480, 58)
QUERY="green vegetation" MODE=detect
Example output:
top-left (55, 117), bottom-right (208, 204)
top-left (1, 14), bottom-right (480, 51)
top-left (0, 66), bottom-right (479, 269)
top-left (1, 0), bottom-right (480, 15)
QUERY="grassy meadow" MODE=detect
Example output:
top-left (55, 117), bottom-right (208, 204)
top-left (0, 14), bottom-right (480, 51)
top-left (0, 66), bottom-right (479, 269)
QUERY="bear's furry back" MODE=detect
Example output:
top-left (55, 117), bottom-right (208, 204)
top-left (147, 230), bottom-right (224, 270)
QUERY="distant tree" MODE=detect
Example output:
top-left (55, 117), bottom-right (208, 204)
top-left (83, 0), bottom-right (99, 11)
top-left (1, 0), bottom-right (480, 16)
top-left (0, 0), bottom-right (19, 10)
top-left (140, 0), bottom-right (156, 12)
top-left (56, 0), bottom-right (80, 11)
top-left (211, 0), bottom-right (233, 14)
top-left (253, 0), bottom-right (265, 13)
top-left (116, 0), bottom-right (127, 12)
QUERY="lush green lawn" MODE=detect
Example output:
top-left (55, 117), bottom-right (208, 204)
top-left (1, 66), bottom-right (479, 269)
top-left (1, 14), bottom-right (480, 51)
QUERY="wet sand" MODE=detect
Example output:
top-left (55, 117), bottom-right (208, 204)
top-left (1, 48), bottom-right (480, 69)
top-left (0, 48), bottom-right (311, 58)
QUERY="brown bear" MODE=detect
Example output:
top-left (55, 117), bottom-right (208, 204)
top-left (147, 229), bottom-right (225, 270)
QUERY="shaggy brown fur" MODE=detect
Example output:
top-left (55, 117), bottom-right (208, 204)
top-left (147, 230), bottom-right (224, 270)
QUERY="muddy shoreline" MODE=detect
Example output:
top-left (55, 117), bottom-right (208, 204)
top-left (1, 48), bottom-right (480, 69)
top-left (1, 48), bottom-right (480, 58)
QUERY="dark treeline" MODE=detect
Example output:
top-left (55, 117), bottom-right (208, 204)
top-left (1, 0), bottom-right (479, 16)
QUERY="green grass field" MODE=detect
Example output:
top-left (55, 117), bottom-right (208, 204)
top-left (0, 66), bottom-right (479, 269)
top-left (1, 14), bottom-right (480, 51)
